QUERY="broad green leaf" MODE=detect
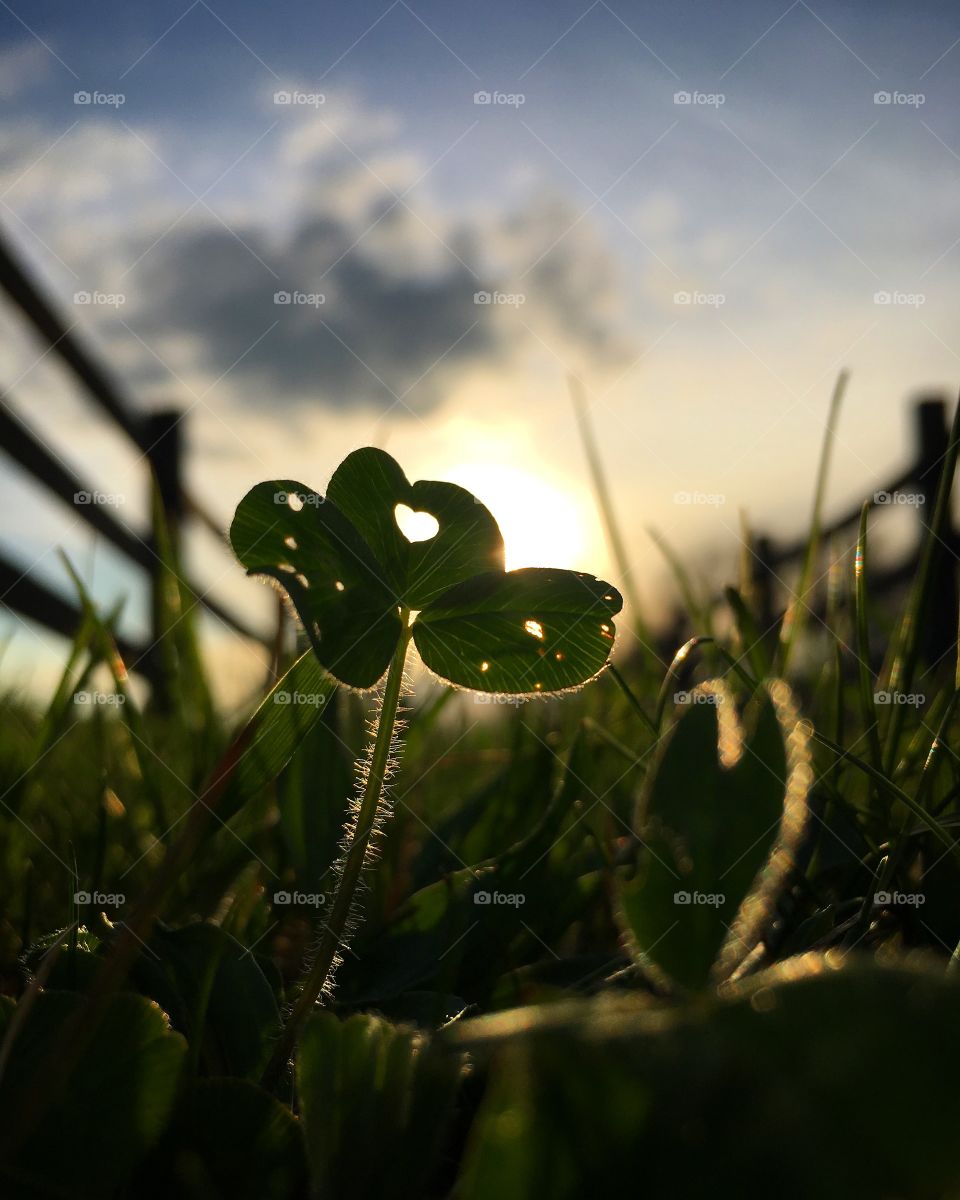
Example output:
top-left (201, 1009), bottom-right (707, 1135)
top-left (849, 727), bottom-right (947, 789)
top-left (297, 1011), bottom-right (464, 1200)
top-left (327, 447), bottom-right (505, 607)
top-left (0, 991), bottom-right (185, 1197)
top-left (414, 568), bottom-right (622, 693)
top-left (451, 957), bottom-right (960, 1200)
top-left (616, 679), bottom-right (812, 990)
top-left (230, 479), bottom-right (402, 688)
top-left (129, 1078), bottom-right (307, 1200)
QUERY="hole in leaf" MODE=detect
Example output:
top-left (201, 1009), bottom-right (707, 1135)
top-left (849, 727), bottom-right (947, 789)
top-left (523, 619), bottom-right (545, 640)
top-left (284, 535), bottom-right (298, 550)
top-left (394, 503), bottom-right (439, 544)
top-left (334, 580), bottom-right (345, 592)
top-left (480, 660), bottom-right (490, 672)
top-left (287, 493), bottom-right (304, 512)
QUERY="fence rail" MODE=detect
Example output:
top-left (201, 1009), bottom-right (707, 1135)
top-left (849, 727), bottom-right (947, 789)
top-left (747, 396), bottom-right (958, 668)
top-left (1, 222), bottom-right (956, 689)
top-left (0, 225), bottom-right (268, 687)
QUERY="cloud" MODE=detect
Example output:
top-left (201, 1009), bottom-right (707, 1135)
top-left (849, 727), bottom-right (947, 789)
top-left (0, 43), bottom-right (51, 102)
top-left (0, 93), bottom-right (637, 416)
top-left (122, 120), bottom-right (635, 412)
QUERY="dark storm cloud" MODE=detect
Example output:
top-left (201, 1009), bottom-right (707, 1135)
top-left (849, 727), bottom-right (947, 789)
top-left (131, 206), bottom-right (500, 412)
top-left (125, 186), bottom-right (633, 414)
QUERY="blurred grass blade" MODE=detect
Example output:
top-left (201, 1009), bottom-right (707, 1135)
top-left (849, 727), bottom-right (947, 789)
top-left (569, 375), bottom-right (648, 643)
top-left (5, 653), bottom-right (335, 1153)
top-left (654, 636), bottom-right (714, 730)
top-left (854, 502), bottom-right (885, 785)
top-left (648, 526), bottom-right (713, 636)
top-left (725, 585), bottom-right (770, 682)
top-left (812, 731), bottom-right (959, 857)
top-left (59, 552), bottom-right (176, 826)
top-left (607, 662), bottom-right (658, 736)
top-left (778, 370), bottom-right (848, 675)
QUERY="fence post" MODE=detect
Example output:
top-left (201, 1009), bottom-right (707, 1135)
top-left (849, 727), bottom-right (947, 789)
top-left (912, 395), bottom-right (958, 671)
top-left (144, 408), bottom-right (184, 704)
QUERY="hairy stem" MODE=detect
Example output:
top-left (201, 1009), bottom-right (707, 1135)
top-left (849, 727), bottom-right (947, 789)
top-left (262, 611), bottom-right (413, 1089)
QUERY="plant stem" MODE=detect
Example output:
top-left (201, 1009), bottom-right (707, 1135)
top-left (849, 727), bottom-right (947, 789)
top-left (263, 611), bottom-right (412, 1089)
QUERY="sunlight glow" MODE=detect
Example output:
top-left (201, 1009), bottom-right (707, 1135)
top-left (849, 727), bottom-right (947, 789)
top-left (394, 503), bottom-right (440, 543)
top-left (444, 462), bottom-right (586, 571)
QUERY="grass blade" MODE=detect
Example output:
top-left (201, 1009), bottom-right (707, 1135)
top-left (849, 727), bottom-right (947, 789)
top-left (778, 370), bottom-right (848, 675)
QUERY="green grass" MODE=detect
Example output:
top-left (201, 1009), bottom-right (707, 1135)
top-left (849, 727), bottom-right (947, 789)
top-left (1, 413), bottom-right (960, 1199)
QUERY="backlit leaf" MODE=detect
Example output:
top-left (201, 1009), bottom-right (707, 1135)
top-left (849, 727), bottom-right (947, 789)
top-left (414, 568), bottom-right (622, 694)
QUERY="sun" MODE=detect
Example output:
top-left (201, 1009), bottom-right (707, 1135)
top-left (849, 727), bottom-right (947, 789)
top-left (444, 461), bottom-right (586, 571)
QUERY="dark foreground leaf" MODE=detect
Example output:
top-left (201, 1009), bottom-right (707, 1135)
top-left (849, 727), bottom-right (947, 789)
top-left (0, 991), bottom-right (185, 1198)
top-left (451, 956), bottom-right (960, 1200)
top-left (297, 1011), bottom-right (464, 1200)
top-left (131, 1078), bottom-right (306, 1200)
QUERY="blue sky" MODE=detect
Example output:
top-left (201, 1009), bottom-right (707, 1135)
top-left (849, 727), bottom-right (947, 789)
top-left (2, 0), bottom-right (960, 696)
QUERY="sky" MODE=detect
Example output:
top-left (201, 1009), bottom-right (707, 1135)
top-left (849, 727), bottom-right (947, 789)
top-left (1, 0), bottom-right (959, 699)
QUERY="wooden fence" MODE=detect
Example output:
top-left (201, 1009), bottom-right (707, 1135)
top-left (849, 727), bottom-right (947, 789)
top-left (748, 395), bottom-right (958, 668)
top-left (0, 227), bottom-right (267, 691)
top-left (0, 221), bottom-right (955, 689)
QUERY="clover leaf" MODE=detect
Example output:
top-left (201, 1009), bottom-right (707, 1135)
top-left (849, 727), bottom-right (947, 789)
top-left (230, 449), bottom-right (622, 693)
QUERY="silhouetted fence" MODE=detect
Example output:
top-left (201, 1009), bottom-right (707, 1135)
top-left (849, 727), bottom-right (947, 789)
top-left (749, 395), bottom-right (959, 667)
top-left (0, 227), bottom-right (267, 689)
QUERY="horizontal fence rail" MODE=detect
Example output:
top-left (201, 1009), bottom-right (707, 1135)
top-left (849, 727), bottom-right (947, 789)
top-left (745, 396), bottom-right (959, 669)
top-left (0, 225), bottom-right (268, 687)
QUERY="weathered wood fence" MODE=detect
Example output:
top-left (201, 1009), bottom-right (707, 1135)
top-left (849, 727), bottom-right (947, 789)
top-left (0, 226), bottom-right (267, 688)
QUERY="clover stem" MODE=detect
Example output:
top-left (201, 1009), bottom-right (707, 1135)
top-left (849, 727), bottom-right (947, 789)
top-left (262, 609), bottom-right (413, 1089)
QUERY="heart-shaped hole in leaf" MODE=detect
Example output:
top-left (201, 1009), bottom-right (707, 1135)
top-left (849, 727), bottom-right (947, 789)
top-left (394, 503), bottom-right (440, 544)
top-left (327, 448), bottom-right (505, 608)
